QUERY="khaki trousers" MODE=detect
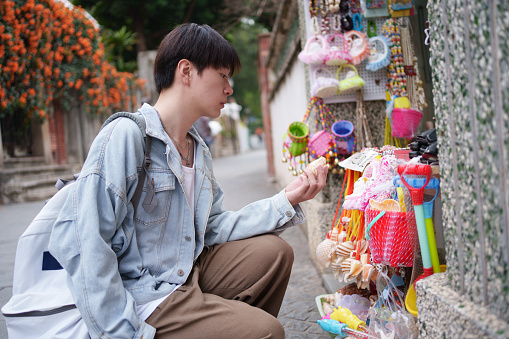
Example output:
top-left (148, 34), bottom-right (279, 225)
top-left (145, 234), bottom-right (294, 339)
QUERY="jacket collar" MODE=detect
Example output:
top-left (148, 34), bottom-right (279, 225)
top-left (137, 103), bottom-right (212, 177)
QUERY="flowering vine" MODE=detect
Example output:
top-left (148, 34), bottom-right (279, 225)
top-left (0, 0), bottom-right (146, 123)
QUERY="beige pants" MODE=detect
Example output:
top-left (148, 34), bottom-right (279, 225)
top-left (145, 234), bottom-right (294, 339)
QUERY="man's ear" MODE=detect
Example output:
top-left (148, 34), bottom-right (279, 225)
top-left (176, 59), bottom-right (192, 85)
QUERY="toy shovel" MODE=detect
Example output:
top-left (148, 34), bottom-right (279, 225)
top-left (406, 177), bottom-right (441, 273)
top-left (397, 163), bottom-right (434, 278)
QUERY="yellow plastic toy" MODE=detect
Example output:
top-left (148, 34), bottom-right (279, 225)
top-left (405, 265), bottom-right (447, 317)
top-left (330, 306), bottom-right (366, 330)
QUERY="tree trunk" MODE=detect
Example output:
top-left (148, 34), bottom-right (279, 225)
top-left (132, 4), bottom-right (147, 52)
top-left (184, 0), bottom-right (197, 23)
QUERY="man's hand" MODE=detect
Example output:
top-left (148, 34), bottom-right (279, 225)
top-left (285, 164), bottom-right (328, 206)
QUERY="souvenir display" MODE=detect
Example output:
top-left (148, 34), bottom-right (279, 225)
top-left (313, 146), bottom-right (441, 338)
top-left (297, 4), bottom-right (440, 337)
top-left (282, 97), bottom-right (345, 175)
top-left (399, 19), bottom-right (426, 111)
top-left (305, 97), bottom-right (345, 168)
top-left (354, 90), bottom-right (373, 150)
top-left (382, 19), bottom-right (406, 97)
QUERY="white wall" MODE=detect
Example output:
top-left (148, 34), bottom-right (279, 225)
top-left (269, 59), bottom-right (308, 187)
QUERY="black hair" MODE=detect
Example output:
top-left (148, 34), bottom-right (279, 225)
top-left (154, 23), bottom-right (242, 93)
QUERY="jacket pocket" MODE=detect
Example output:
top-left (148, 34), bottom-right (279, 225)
top-left (134, 171), bottom-right (175, 227)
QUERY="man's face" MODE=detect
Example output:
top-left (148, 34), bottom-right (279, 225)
top-left (190, 66), bottom-right (233, 119)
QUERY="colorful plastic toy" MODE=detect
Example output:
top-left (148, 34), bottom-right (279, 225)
top-left (397, 163), bottom-right (433, 278)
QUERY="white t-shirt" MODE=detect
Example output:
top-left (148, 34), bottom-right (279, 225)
top-left (136, 142), bottom-right (196, 321)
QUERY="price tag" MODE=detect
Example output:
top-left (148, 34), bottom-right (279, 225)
top-left (338, 150), bottom-right (379, 172)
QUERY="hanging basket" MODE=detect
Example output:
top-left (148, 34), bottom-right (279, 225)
top-left (298, 35), bottom-right (328, 65)
top-left (308, 130), bottom-right (333, 157)
top-left (286, 121), bottom-right (309, 156)
top-left (331, 120), bottom-right (355, 154)
top-left (391, 108), bottom-right (422, 139)
top-left (336, 64), bottom-right (365, 94)
top-left (311, 68), bottom-right (339, 99)
top-left (324, 34), bottom-right (352, 66)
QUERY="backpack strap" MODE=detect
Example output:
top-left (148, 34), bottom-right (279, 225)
top-left (56, 112), bottom-right (156, 213)
top-left (101, 111), bottom-right (156, 214)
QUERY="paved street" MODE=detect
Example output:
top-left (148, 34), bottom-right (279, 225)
top-left (0, 148), bottom-right (329, 338)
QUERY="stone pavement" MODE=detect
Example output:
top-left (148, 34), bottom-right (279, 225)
top-left (0, 148), bottom-right (331, 338)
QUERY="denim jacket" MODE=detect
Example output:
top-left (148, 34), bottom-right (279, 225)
top-left (49, 104), bottom-right (306, 339)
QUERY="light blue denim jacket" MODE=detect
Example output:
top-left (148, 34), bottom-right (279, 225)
top-left (49, 104), bottom-right (306, 339)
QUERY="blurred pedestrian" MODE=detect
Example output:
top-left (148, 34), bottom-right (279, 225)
top-left (193, 116), bottom-right (214, 147)
top-left (49, 23), bottom-right (328, 339)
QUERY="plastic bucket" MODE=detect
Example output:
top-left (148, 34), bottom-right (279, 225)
top-left (331, 120), bottom-right (354, 138)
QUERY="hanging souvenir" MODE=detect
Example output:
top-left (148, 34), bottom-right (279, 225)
top-left (282, 97), bottom-right (338, 175)
top-left (336, 64), bottom-right (365, 93)
top-left (366, 20), bottom-right (377, 38)
top-left (331, 120), bottom-right (356, 155)
top-left (282, 121), bottom-right (309, 175)
top-left (311, 68), bottom-right (340, 98)
top-left (306, 98), bottom-right (343, 168)
top-left (298, 35), bottom-right (328, 65)
top-left (341, 15), bottom-right (354, 32)
top-left (324, 34), bottom-right (352, 65)
top-left (382, 19), bottom-right (407, 98)
top-left (365, 36), bottom-right (392, 71)
top-left (345, 30), bottom-right (370, 65)
top-left (307, 100), bottom-right (337, 159)
top-left (391, 0), bottom-right (413, 10)
top-left (352, 13), bottom-right (364, 31)
top-left (391, 108), bottom-right (423, 140)
top-left (360, 0), bottom-right (389, 18)
top-left (399, 18), bottom-right (426, 111)
top-left (388, 0), bottom-right (413, 17)
top-left (366, 0), bottom-right (386, 8)
top-left (349, 0), bottom-right (361, 13)
top-left (354, 90), bottom-right (373, 150)
top-left (339, 0), bottom-right (350, 13)
top-left (284, 122), bottom-right (309, 157)
top-left (315, 167), bottom-right (370, 285)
